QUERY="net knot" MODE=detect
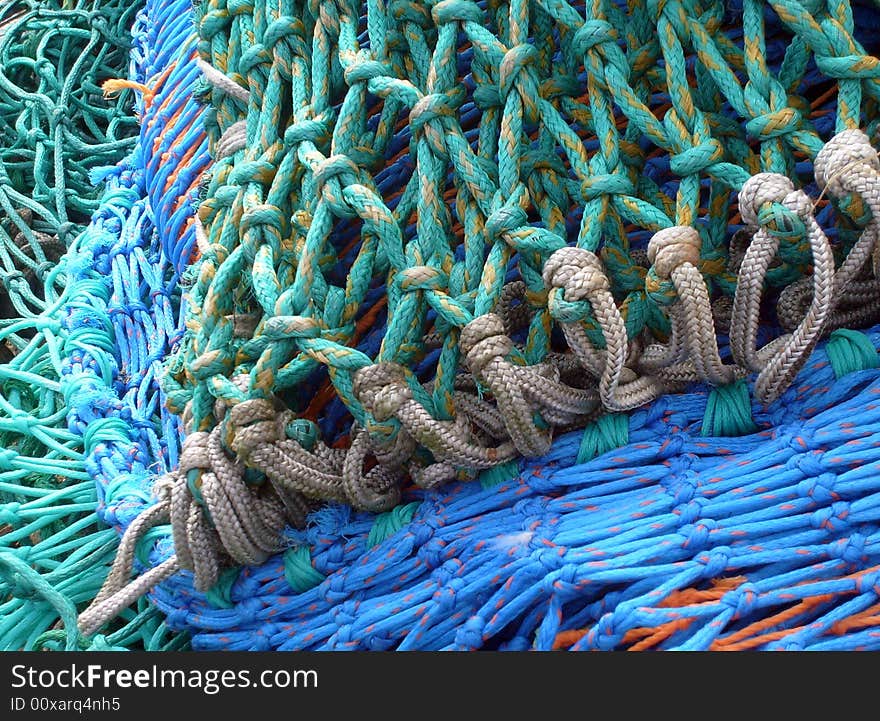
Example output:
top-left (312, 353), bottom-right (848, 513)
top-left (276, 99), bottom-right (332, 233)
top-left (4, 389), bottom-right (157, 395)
top-left (499, 44), bottom-right (538, 99)
top-left (543, 246), bottom-right (610, 300)
top-left (460, 314), bottom-right (513, 375)
top-left (571, 19), bottom-right (617, 57)
top-left (485, 201), bottom-right (528, 242)
top-left (396, 265), bottom-right (448, 293)
top-left (284, 109), bottom-right (333, 147)
top-left (353, 363), bottom-right (412, 422)
top-left (737, 172), bottom-right (795, 227)
top-left (343, 56), bottom-right (391, 85)
top-left (745, 105), bottom-right (802, 141)
top-left (313, 154), bottom-right (360, 193)
top-left (647, 225), bottom-right (701, 278)
top-left (431, 0), bottom-right (483, 26)
top-left (409, 89), bottom-right (464, 138)
top-left (228, 398), bottom-right (282, 460)
top-left (814, 128), bottom-right (880, 198)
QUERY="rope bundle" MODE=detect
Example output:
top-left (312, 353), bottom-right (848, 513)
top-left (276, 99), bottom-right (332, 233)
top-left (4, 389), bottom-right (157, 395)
top-left (147, 326), bottom-right (880, 650)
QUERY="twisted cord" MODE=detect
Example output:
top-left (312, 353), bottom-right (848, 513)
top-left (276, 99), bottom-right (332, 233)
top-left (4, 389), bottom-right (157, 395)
top-left (73, 0), bottom-right (880, 636)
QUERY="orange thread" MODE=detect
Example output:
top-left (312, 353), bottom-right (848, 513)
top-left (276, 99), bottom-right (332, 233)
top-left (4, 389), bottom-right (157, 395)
top-left (627, 618), bottom-right (694, 651)
top-left (711, 594), bottom-right (834, 651)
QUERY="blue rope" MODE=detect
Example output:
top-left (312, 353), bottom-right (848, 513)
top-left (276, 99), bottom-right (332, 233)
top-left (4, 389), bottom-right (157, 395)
top-left (121, 327), bottom-right (880, 650)
top-left (60, 0), bottom-right (880, 651)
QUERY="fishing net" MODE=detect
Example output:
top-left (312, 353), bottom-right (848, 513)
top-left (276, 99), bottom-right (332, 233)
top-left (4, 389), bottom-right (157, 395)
top-left (0, 0), bottom-right (140, 338)
top-left (0, 0), bottom-right (195, 650)
top-left (7, 0), bottom-right (880, 651)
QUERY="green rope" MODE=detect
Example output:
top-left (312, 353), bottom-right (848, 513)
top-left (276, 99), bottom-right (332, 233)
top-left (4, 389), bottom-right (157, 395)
top-left (283, 545), bottom-right (325, 593)
top-left (826, 329), bottom-right (880, 379)
top-left (31, 599), bottom-right (187, 651)
top-left (577, 413), bottom-right (629, 464)
top-left (0, 549), bottom-right (79, 651)
top-left (0, 0), bottom-right (139, 335)
top-left (367, 502), bottom-right (421, 548)
top-left (204, 567), bottom-right (241, 609)
top-left (480, 460), bottom-right (522, 490)
top-left (702, 380), bottom-right (758, 438)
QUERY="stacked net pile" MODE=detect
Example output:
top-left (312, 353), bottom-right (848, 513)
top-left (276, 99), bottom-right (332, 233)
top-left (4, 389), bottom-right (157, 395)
top-left (73, 0), bottom-right (880, 650)
top-left (0, 0), bottom-right (203, 650)
top-left (0, 0), bottom-right (140, 340)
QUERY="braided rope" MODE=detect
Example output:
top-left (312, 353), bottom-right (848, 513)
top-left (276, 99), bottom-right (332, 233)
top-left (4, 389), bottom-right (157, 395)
top-left (77, 0), bottom-right (880, 638)
top-left (0, 0), bottom-right (140, 338)
top-left (0, 0), bottom-right (199, 650)
top-left (139, 328), bottom-right (880, 650)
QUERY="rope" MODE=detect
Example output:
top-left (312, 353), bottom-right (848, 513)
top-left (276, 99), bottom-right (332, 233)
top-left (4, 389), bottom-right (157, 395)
top-left (138, 327), bottom-right (880, 650)
top-left (0, 0), bottom-right (200, 650)
top-left (60, 0), bottom-right (880, 648)
top-left (0, 0), bottom-right (140, 335)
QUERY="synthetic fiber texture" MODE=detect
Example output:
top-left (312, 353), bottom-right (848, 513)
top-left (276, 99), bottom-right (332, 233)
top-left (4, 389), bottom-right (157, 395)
top-left (5, 0), bottom-right (880, 651)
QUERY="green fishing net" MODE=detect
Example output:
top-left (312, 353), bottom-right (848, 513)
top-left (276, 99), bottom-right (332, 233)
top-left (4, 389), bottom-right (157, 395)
top-left (0, 0), bottom-right (186, 651)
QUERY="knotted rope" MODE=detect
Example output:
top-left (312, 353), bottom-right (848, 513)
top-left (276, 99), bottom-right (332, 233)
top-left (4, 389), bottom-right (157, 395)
top-left (79, 0), bottom-right (880, 636)
top-left (0, 0), bottom-right (198, 650)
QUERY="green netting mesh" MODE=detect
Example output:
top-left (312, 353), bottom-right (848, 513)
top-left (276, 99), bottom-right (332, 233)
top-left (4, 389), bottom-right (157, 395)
top-left (0, 0), bottom-right (139, 341)
top-left (0, 0), bottom-right (188, 651)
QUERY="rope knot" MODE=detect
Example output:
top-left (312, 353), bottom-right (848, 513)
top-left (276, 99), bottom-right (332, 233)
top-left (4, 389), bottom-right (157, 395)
top-left (2, 270), bottom-right (26, 291)
top-left (261, 315), bottom-right (321, 341)
top-left (542, 246), bottom-right (610, 300)
top-left (721, 582), bottom-right (760, 619)
top-left (580, 172), bottom-right (635, 201)
top-left (669, 138), bottom-right (723, 176)
top-left (189, 347), bottom-right (233, 381)
top-left (240, 203), bottom-right (287, 237)
top-left (409, 89), bottom-right (464, 137)
top-left (499, 44), bottom-right (538, 99)
top-left (228, 398), bottom-right (281, 459)
top-left (737, 172), bottom-right (795, 227)
top-left (313, 154), bottom-right (360, 193)
top-left (8, 570), bottom-right (38, 600)
top-left (284, 110), bottom-right (333, 146)
top-left (343, 56), bottom-right (391, 85)
top-left (0, 502), bottom-right (21, 527)
top-left (814, 54), bottom-right (880, 81)
top-left (571, 19), bottom-right (618, 57)
top-left (431, 0), bottom-right (483, 25)
top-left (646, 0), bottom-right (689, 36)
top-left (485, 202), bottom-right (528, 241)
top-left (745, 105), bottom-right (802, 141)
top-left (395, 265), bottom-right (448, 293)
top-left (756, 198), bottom-right (807, 241)
top-left (313, 154), bottom-right (362, 218)
top-left (829, 533), bottom-right (867, 564)
top-left (178, 431), bottom-right (212, 475)
top-left (460, 314), bottom-right (513, 375)
top-left (228, 159), bottom-right (276, 187)
top-left (539, 75), bottom-right (581, 101)
top-left (0, 447), bottom-right (17, 472)
top-left (814, 129), bottom-right (880, 198)
top-left (353, 363), bottom-right (412, 422)
top-left (472, 84), bottom-right (501, 110)
top-left (647, 225), bottom-right (702, 278)
top-left (697, 546), bottom-right (731, 578)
